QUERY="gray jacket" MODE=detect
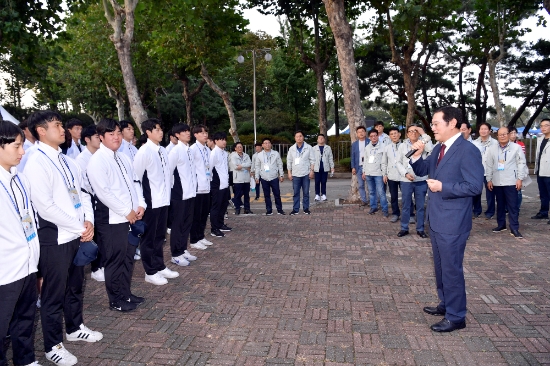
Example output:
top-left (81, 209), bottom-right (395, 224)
top-left (361, 142), bottom-right (385, 176)
top-left (229, 152), bottom-right (252, 184)
top-left (312, 145), bottom-right (335, 172)
top-left (396, 136), bottom-right (434, 182)
top-left (535, 137), bottom-right (550, 177)
top-left (381, 141), bottom-right (402, 181)
top-left (486, 142), bottom-right (526, 186)
top-left (254, 150), bottom-right (284, 181)
top-left (473, 136), bottom-right (497, 176)
top-left (287, 142), bottom-right (314, 177)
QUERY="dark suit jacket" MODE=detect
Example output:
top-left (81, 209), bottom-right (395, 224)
top-left (351, 139), bottom-right (370, 171)
top-left (410, 135), bottom-right (484, 235)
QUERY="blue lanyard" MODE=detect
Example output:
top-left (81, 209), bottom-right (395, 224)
top-left (198, 145), bottom-right (209, 167)
top-left (499, 144), bottom-right (509, 161)
top-left (38, 149), bottom-right (76, 188)
top-left (391, 143), bottom-right (398, 159)
top-left (0, 175), bottom-right (28, 217)
top-left (264, 152), bottom-right (271, 163)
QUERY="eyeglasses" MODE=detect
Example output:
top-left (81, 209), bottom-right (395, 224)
top-left (497, 134), bottom-right (509, 137)
top-left (541, 124), bottom-right (550, 128)
top-left (430, 122), bottom-right (441, 128)
top-left (407, 130), bottom-right (419, 134)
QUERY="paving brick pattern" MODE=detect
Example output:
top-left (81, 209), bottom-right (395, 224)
top-left (5, 200), bottom-right (550, 365)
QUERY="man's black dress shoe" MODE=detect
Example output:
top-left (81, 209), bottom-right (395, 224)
top-left (417, 231), bottom-right (428, 238)
top-left (430, 318), bottom-right (466, 332)
top-left (397, 230), bottom-right (409, 237)
top-left (531, 213), bottom-right (549, 219)
top-left (492, 226), bottom-right (507, 232)
top-left (423, 306), bottom-right (445, 316)
top-left (510, 229), bottom-right (523, 238)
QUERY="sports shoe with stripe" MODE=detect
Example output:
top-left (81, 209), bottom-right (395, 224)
top-left (45, 343), bottom-right (77, 366)
top-left (66, 324), bottom-right (103, 343)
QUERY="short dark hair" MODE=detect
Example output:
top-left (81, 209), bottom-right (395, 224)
top-left (192, 124), bottom-right (208, 135)
top-left (540, 118), bottom-right (550, 124)
top-left (81, 125), bottom-right (97, 145)
top-left (508, 126), bottom-right (518, 133)
top-left (255, 142), bottom-right (263, 147)
top-left (294, 130), bottom-right (304, 137)
top-left (27, 110), bottom-right (63, 141)
top-left (18, 119), bottom-right (29, 130)
top-left (356, 126), bottom-right (366, 132)
top-left (432, 106), bottom-right (462, 129)
top-left (388, 127), bottom-right (399, 134)
top-left (119, 120), bottom-right (135, 130)
top-left (374, 121), bottom-right (384, 127)
top-left (262, 138), bottom-right (271, 144)
top-left (96, 118), bottom-right (121, 137)
top-left (212, 132), bottom-right (226, 141)
top-left (478, 122), bottom-right (492, 132)
top-left (0, 121), bottom-right (25, 148)
top-left (368, 129), bottom-right (378, 136)
top-left (318, 133), bottom-right (325, 138)
top-left (66, 118), bottom-right (83, 130)
top-left (142, 118), bottom-right (162, 136)
top-left (460, 121), bottom-right (472, 130)
top-left (172, 123), bottom-right (190, 136)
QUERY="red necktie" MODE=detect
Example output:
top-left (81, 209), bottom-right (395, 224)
top-left (437, 144), bottom-right (446, 166)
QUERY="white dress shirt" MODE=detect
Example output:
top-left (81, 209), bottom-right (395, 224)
top-left (25, 142), bottom-right (93, 245)
top-left (166, 142), bottom-right (177, 155)
top-left (17, 140), bottom-right (38, 173)
top-left (66, 139), bottom-right (83, 159)
top-left (210, 145), bottom-right (229, 189)
top-left (88, 143), bottom-right (146, 224)
top-left (133, 139), bottom-right (171, 209)
top-left (168, 141), bottom-right (197, 201)
top-left (190, 142), bottom-right (212, 194)
top-left (0, 166), bottom-right (40, 285)
top-left (117, 139), bottom-right (138, 162)
top-left (75, 147), bottom-right (95, 195)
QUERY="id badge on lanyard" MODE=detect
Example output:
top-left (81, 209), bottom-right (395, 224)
top-left (206, 167), bottom-right (211, 177)
top-left (294, 157), bottom-right (301, 165)
top-left (69, 187), bottom-right (82, 209)
top-left (497, 160), bottom-right (505, 171)
top-left (21, 213), bottom-right (37, 242)
top-left (368, 155), bottom-right (375, 163)
top-left (264, 163), bottom-right (270, 172)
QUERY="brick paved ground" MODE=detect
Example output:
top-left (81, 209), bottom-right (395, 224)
top-left (5, 192), bottom-right (550, 365)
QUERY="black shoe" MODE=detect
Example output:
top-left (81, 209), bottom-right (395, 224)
top-left (417, 231), bottom-right (428, 238)
top-left (127, 294), bottom-right (145, 305)
top-left (210, 229), bottom-right (225, 237)
top-left (303, 209), bottom-right (311, 215)
top-left (423, 306), bottom-right (445, 316)
top-left (359, 202), bottom-right (368, 207)
top-left (531, 213), bottom-right (549, 219)
top-left (277, 210), bottom-right (286, 215)
top-left (510, 229), bottom-right (523, 238)
top-left (290, 210), bottom-right (299, 215)
top-left (472, 213), bottom-right (481, 219)
top-left (110, 300), bottom-right (137, 312)
top-left (397, 230), bottom-right (409, 237)
top-left (220, 225), bottom-right (232, 232)
top-left (485, 215), bottom-right (493, 220)
top-left (244, 209), bottom-right (254, 215)
top-left (492, 226), bottom-right (507, 232)
top-left (266, 211), bottom-right (273, 216)
top-left (383, 212), bottom-right (389, 218)
top-left (254, 197), bottom-right (259, 201)
top-left (234, 208), bottom-right (240, 215)
top-left (547, 219), bottom-right (550, 225)
top-left (430, 318), bottom-right (466, 332)
top-left (368, 208), bottom-right (378, 215)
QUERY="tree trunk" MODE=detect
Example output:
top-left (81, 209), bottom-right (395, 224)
top-left (315, 68), bottom-right (328, 135)
top-left (200, 64), bottom-right (240, 142)
top-left (508, 71), bottom-right (550, 127)
top-left (178, 73), bottom-right (206, 127)
top-left (106, 84), bottom-right (125, 121)
top-left (103, 0), bottom-right (148, 132)
top-left (334, 71), bottom-right (340, 137)
top-left (474, 58), bottom-right (488, 126)
top-left (458, 59), bottom-right (467, 122)
top-left (524, 89), bottom-right (549, 133)
top-left (544, 0), bottom-right (550, 15)
top-left (403, 71), bottom-right (418, 127)
top-left (324, 0), bottom-right (365, 202)
top-left (487, 58), bottom-right (505, 126)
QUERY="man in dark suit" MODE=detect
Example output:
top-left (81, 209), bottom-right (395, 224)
top-left (351, 126), bottom-right (370, 206)
top-left (409, 106), bottom-right (484, 332)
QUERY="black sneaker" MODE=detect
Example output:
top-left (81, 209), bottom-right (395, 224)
top-left (290, 210), bottom-right (299, 215)
top-left (244, 209), bottom-right (254, 215)
top-left (510, 229), bottom-right (523, 238)
top-left (531, 213), bottom-right (549, 219)
top-left (127, 294), bottom-right (145, 305)
top-left (368, 208), bottom-right (378, 215)
top-left (266, 211), bottom-right (273, 216)
top-left (110, 300), bottom-right (138, 312)
top-left (211, 229), bottom-right (225, 237)
top-left (277, 210), bottom-right (286, 215)
top-left (303, 209), bottom-right (311, 215)
top-left (234, 208), bottom-right (241, 215)
top-left (492, 226), bottom-right (507, 232)
top-left (220, 224), bottom-right (232, 232)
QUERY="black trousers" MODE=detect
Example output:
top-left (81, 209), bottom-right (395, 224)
top-left (96, 222), bottom-right (134, 304)
top-left (387, 179), bottom-right (401, 216)
top-left (261, 178), bottom-right (283, 212)
top-left (255, 177), bottom-right (261, 199)
top-left (494, 185), bottom-right (520, 231)
top-left (39, 239), bottom-right (83, 352)
top-left (170, 198), bottom-right (195, 257)
top-left (190, 193), bottom-right (210, 244)
top-left (0, 274), bottom-right (37, 366)
top-left (210, 187), bottom-right (230, 231)
top-left (140, 206), bottom-right (168, 276)
top-left (90, 226), bottom-right (105, 273)
top-left (233, 183), bottom-right (250, 210)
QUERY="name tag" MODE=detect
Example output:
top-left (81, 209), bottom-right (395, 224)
top-left (368, 155), bottom-right (375, 164)
top-left (294, 158), bottom-right (301, 165)
top-left (497, 161), bottom-right (505, 171)
top-left (206, 170), bottom-right (211, 177)
top-left (21, 213), bottom-right (36, 242)
top-left (264, 163), bottom-right (270, 172)
top-left (69, 188), bottom-right (81, 209)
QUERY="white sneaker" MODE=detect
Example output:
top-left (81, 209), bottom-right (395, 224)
top-left (145, 273), bottom-right (168, 285)
top-left (91, 268), bottom-right (105, 282)
top-left (166, 228), bottom-right (171, 235)
top-left (182, 250), bottom-right (197, 261)
top-left (45, 343), bottom-right (77, 366)
top-left (314, 194), bottom-right (320, 201)
top-left (321, 194), bottom-right (327, 201)
top-left (22, 362), bottom-right (43, 366)
top-left (66, 324), bottom-right (103, 343)
top-left (190, 242), bottom-right (207, 250)
top-left (36, 295), bottom-right (41, 309)
top-left (200, 238), bottom-right (213, 246)
top-left (158, 267), bottom-right (180, 279)
top-left (134, 247), bottom-right (141, 260)
top-left (171, 255), bottom-right (190, 267)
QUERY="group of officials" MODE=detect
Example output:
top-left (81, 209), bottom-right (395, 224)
top-left (2, 106), bottom-right (549, 366)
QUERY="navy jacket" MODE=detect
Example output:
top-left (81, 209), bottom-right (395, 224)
top-left (351, 139), bottom-right (370, 171)
top-left (410, 136), bottom-right (483, 235)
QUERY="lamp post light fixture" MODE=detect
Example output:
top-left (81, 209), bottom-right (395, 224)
top-left (237, 48), bottom-right (272, 144)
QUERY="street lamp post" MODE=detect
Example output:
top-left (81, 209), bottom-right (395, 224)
top-left (237, 48), bottom-right (272, 144)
